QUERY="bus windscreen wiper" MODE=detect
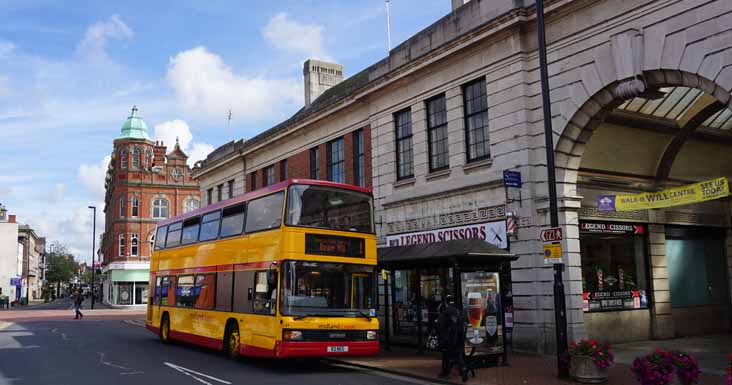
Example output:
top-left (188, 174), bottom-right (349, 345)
top-left (293, 313), bottom-right (320, 320)
top-left (355, 310), bottom-right (372, 321)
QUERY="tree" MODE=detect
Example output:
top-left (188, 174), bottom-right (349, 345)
top-left (45, 241), bottom-right (79, 297)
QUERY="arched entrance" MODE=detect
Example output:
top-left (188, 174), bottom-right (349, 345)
top-left (553, 65), bottom-right (732, 343)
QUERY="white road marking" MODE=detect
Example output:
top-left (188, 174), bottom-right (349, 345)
top-left (98, 353), bottom-right (129, 370)
top-left (164, 362), bottom-right (232, 385)
top-left (120, 371), bottom-right (145, 375)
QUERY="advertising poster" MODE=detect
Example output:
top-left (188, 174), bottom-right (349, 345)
top-left (598, 177), bottom-right (729, 212)
top-left (461, 271), bottom-right (503, 354)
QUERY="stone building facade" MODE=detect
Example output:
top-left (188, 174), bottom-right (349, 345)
top-left (100, 107), bottom-right (200, 306)
top-left (193, 0), bottom-right (732, 354)
top-left (17, 225), bottom-right (45, 300)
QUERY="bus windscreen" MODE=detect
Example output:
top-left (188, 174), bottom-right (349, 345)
top-left (285, 184), bottom-right (373, 233)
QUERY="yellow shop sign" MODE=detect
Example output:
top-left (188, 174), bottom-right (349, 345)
top-left (597, 177), bottom-right (729, 212)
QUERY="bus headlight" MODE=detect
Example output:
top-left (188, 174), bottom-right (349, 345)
top-left (366, 330), bottom-right (377, 340)
top-left (283, 330), bottom-right (303, 341)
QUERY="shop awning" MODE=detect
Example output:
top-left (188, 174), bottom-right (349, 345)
top-left (378, 238), bottom-right (516, 268)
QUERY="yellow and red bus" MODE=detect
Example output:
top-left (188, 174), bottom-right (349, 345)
top-left (145, 179), bottom-right (379, 358)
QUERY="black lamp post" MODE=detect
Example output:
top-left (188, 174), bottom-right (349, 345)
top-left (88, 206), bottom-right (96, 310)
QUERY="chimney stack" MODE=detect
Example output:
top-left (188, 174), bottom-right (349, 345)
top-left (303, 59), bottom-right (344, 107)
top-left (8, 215), bottom-right (16, 223)
top-left (153, 141), bottom-right (167, 167)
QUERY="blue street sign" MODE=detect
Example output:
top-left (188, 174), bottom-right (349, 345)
top-left (9, 277), bottom-right (21, 286)
top-left (503, 170), bottom-right (522, 188)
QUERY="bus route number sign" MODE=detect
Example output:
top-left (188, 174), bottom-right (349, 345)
top-left (306, 234), bottom-right (365, 258)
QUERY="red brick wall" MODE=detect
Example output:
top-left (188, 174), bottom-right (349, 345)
top-left (287, 150), bottom-right (310, 179)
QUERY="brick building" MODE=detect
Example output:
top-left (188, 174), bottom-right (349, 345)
top-left (192, 0), bottom-right (732, 354)
top-left (101, 106), bottom-right (200, 306)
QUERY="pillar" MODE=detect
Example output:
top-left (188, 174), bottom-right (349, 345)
top-left (648, 224), bottom-right (674, 339)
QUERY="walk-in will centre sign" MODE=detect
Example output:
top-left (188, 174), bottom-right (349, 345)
top-left (541, 227), bottom-right (563, 264)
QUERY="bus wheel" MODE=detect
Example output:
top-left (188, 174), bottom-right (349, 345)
top-left (160, 314), bottom-right (171, 344)
top-left (223, 322), bottom-right (240, 360)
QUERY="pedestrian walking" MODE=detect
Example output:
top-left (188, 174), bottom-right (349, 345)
top-left (437, 294), bottom-right (469, 382)
top-left (73, 290), bottom-right (84, 319)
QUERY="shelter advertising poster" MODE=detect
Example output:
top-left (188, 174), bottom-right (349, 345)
top-left (461, 271), bottom-right (503, 354)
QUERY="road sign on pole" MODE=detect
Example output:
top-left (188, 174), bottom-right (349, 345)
top-left (540, 227), bottom-right (563, 243)
top-left (543, 243), bottom-right (563, 264)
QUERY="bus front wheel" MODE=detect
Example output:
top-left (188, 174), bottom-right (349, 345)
top-left (223, 322), bottom-right (240, 360)
top-left (160, 314), bottom-right (171, 344)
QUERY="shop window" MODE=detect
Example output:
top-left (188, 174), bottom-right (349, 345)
top-left (181, 216), bottom-right (201, 245)
top-left (176, 275), bottom-right (196, 307)
top-left (199, 211), bottom-right (221, 241)
top-left (165, 222), bottom-right (182, 248)
top-left (579, 222), bottom-right (649, 312)
top-left (116, 282), bottom-right (133, 305)
top-left (220, 203), bottom-right (246, 237)
top-left (194, 274), bottom-right (216, 310)
top-left (135, 282), bottom-right (148, 305)
top-left (154, 225), bottom-right (167, 250)
top-left (394, 109), bottom-right (413, 180)
top-left (667, 235), bottom-right (727, 307)
top-left (253, 271), bottom-right (275, 315)
top-left (245, 192), bottom-right (283, 233)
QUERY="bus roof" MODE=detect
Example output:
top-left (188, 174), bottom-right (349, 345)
top-left (156, 179), bottom-right (372, 227)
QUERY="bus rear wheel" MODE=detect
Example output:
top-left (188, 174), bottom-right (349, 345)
top-left (160, 314), bottom-right (171, 344)
top-left (223, 322), bottom-right (240, 360)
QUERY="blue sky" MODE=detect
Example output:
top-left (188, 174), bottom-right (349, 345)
top-left (0, 1), bottom-right (450, 261)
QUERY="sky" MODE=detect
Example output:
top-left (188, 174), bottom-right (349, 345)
top-left (0, 0), bottom-right (451, 262)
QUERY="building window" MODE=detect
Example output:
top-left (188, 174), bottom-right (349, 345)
top-left (183, 198), bottom-right (199, 213)
top-left (394, 108), bottom-right (414, 180)
top-left (152, 198), bottom-right (169, 219)
top-left (280, 160), bottom-right (287, 181)
top-left (250, 172), bottom-right (257, 190)
top-left (207, 188), bottom-right (213, 206)
top-left (427, 95), bottom-right (449, 171)
top-left (132, 147), bottom-right (141, 169)
top-left (131, 197), bottom-right (139, 217)
top-left (217, 184), bottom-right (223, 202)
top-left (327, 138), bottom-right (345, 183)
top-left (120, 149), bottom-right (128, 169)
top-left (227, 179), bottom-right (234, 198)
top-left (130, 233), bottom-right (139, 257)
top-left (353, 130), bottom-right (365, 186)
top-left (310, 147), bottom-right (320, 179)
top-left (118, 234), bottom-right (126, 257)
top-left (463, 78), bottom-right (490, 162)
top-left (264, 165), bottom-right (275, 186)
top-left (144, 149), bottom-right (153, 169)
top-left (119, 196), bottom-right (126, 217)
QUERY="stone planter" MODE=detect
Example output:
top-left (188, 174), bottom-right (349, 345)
top-left (569, 355), bottom-right (609, 383)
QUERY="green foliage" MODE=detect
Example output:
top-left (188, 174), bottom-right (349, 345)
top-left (45, 241), bottom-right (79, 285)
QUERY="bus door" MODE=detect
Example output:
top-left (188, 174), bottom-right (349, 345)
top-left (351, 273), bottom-right (371, 309)
top-left (249, 270), bottom-right (279, 351)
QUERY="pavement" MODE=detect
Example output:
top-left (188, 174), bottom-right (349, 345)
top-left (0, 307), bottom-right (439, 385)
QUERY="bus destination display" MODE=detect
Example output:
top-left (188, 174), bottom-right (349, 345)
top-left (305, 234), bottom-right (365, 258)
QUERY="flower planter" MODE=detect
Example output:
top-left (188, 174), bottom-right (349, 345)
top-left (570, 355), bottom-right (609, 384)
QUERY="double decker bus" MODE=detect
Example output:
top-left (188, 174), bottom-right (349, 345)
top-left (145, 179), bottom-right (379, 358)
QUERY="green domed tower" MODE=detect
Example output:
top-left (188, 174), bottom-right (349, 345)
top-left (118, 105), bottom-right (151, 140)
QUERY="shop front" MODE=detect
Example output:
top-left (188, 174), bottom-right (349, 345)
top-left (378, 238), bottom-right (516, 366)
top-left (103, 261), bottom-right (149, 307)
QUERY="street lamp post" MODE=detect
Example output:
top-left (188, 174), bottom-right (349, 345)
top-left (535, 0), bottom-right (570, 379)
top-left (88, 206), bottom-right (96, 310)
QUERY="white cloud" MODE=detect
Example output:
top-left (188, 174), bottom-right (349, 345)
top-left (166, 46), bottom-right (301, 121)
top-left (0, 75), bottom-right (9, 97)
top-left (264, 13), bottom-right (329, 60)
top-left (77, 156), bottom-right (111, 201)
top-left (0, 40), bottom-right (14, 57)
top-left (153, 119), bottom-right (214, 167)
top-left (48, 183), bottom-right (67, 203)
top-left (77, 15), bottom-right (133, 57)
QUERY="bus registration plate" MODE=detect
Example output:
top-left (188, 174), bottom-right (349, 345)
top-left (327, 346), bottom-right (349, 353)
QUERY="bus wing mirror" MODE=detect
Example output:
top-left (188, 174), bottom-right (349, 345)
top-left (248, 288), bottom-right (253, 301)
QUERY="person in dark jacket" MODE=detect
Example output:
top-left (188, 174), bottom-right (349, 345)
top-left (73, 290), bottom-right (84, 319)
top-left (437, 294), bottom-right (468, 382)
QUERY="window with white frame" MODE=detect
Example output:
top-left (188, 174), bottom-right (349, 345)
top-left (118, 234), bottom-right (126, 256)
top-left (120, 148), bottom-right (128, 169)
top-left (132, 147), bottom-right (141, 169)
top-left (119, 196), bottom-right (126, 217)
top-left (144, 149), bottom-right (153, 169)
top-left (183, 198), bottom-right (199, 213)
top-left (152, 198), bottom-right (169, 219)
top-left (131, 197), bottom-right (139, 217)
top-left (130, 233), bottom-right (139, 256)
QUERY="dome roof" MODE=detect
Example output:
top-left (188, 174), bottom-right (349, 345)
top-left (118, 106), bottom-right (151, 140)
